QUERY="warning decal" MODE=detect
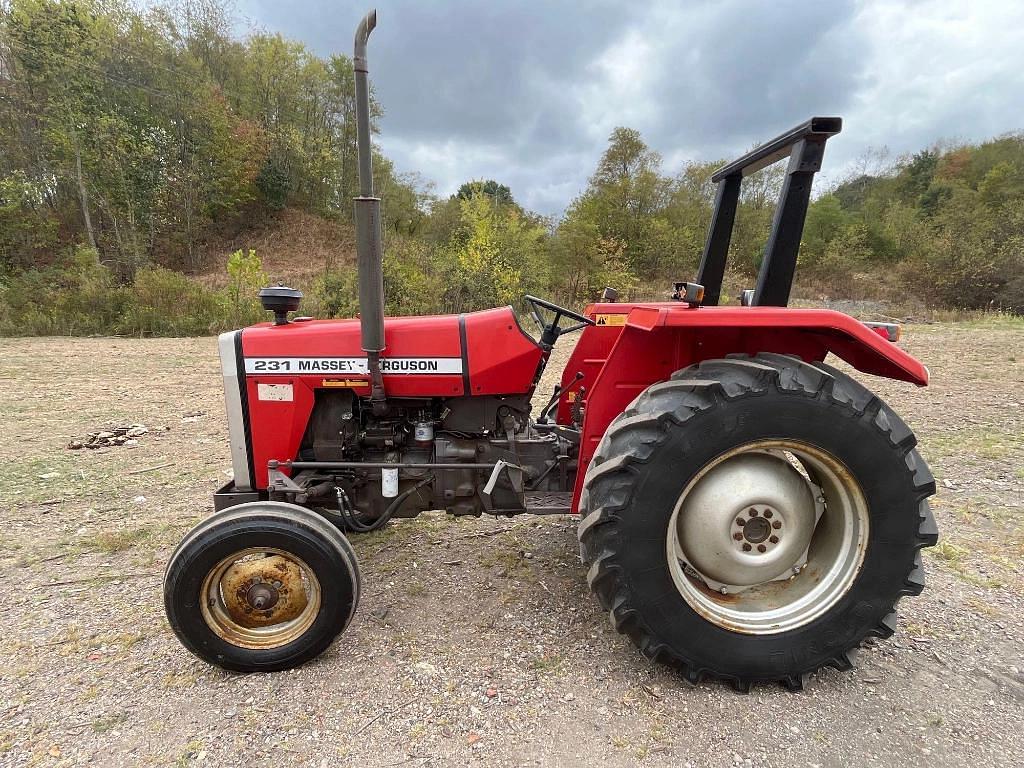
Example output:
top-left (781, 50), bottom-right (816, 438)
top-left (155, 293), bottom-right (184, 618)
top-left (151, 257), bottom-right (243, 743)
top-left (594, 313), bottom-right (627, 326)
top-left (245, 357), bottom-right (463, 375)
top-left (257, 383), bottom-right (294, 401)
top-left (322, 379), bottom-right (371, 388)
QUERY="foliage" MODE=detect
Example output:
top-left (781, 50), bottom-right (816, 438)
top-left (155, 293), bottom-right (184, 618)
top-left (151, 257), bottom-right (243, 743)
top-left (225, 249), bottom-right (268, 326)
top-left (0, 246), bottom-right (275, 336)
top-left (1, 1), bottom-right (1022, 337)
top-left (456, 180), bottom-right (514, 206)
top-left (124, 267), bottom-right (225, 336)
top-left (437, 194), bottom-right (549, 314)
top-left (801, 134), bottom-right (1024, 312)
top-left (0, 247), bottom-right (127, 335)
top-left (551, 126), bottom-right (1024, 313)
top-left (0, 0), bottom-right (419, 274)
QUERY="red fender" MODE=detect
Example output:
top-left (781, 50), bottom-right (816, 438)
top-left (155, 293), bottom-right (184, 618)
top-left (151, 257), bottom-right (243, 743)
top-left (562, 304), bottom-right (929, 511)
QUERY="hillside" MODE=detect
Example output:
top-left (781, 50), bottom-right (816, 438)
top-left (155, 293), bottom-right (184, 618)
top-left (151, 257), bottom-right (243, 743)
top-left (194, 208), bottom-right (357, 290)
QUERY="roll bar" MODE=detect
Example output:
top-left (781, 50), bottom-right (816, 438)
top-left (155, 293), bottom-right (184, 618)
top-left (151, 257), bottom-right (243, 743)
top-left (696, 117), bottom-right (842, 307)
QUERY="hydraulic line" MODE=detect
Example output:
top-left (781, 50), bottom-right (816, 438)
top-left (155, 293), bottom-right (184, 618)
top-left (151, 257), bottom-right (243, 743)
top-left (331, 475), bottom-right (434, 533)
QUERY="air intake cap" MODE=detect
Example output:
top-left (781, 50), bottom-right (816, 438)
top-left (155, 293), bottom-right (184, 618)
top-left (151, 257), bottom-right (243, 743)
top-left (259, 284), bottom-right (303, 326)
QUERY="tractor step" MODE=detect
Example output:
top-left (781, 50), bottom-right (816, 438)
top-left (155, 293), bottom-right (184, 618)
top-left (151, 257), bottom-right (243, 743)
top-left (524, 491), bottom-right (574, 515)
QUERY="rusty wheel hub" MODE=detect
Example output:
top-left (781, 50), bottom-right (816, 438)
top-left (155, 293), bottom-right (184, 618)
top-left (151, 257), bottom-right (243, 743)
top-left (201, 549), bottom-right (320, 648)
top-left (218, 554), bottom-right (308, 629)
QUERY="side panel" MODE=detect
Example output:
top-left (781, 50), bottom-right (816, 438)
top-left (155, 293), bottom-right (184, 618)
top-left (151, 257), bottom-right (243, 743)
top-left (238, 308), bottom-right (543, 489)
top-left (463, 307), bottom-right (545, 395)
top-left (555, 318), bottom-right (625, 425)
top-left (241, 315), bottom-right (465, 398)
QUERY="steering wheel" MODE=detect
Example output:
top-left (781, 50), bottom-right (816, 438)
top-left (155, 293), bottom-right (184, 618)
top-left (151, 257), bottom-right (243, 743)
top-left (524, 295), bottom-right (595, 349)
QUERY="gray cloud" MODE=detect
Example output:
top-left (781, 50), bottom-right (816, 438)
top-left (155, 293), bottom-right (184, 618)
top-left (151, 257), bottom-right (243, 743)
top-left (236, 0), bottom-right (1024, 215)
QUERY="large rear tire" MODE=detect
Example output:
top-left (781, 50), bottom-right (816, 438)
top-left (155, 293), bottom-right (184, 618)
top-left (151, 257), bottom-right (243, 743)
top-left (578, 354), bottom-right (937, 691)
top-left (164, 501), bottom-right (360, 672)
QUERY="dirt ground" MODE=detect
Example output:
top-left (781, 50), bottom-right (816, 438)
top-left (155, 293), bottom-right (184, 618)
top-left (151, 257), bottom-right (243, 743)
top-left (1, 320), bottom-right (1022, 767)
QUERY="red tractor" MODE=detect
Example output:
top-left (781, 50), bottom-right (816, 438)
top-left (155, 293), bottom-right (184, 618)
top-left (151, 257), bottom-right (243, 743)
top-left (164, 10), bottom-right (937, 690)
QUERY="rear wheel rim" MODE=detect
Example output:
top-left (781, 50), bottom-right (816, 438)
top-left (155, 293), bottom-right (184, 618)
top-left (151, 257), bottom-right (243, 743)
top-left (666, 440), bottom-right (869, 635)
top-left (200, 547), bottom-right (322, 649)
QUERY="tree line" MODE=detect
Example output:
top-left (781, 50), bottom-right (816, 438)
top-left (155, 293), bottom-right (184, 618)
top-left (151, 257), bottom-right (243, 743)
top-left (1, 0), bottom-right (1021, 337)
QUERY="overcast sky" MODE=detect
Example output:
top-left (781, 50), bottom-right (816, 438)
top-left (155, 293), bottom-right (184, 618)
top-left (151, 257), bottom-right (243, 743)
top-left (234, 0), bottom-right (1024, 216)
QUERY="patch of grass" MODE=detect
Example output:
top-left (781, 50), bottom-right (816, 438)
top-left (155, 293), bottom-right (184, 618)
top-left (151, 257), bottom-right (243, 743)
top-left (903, 620), bottom-right (936, 638)
top-left (81, 526), bottom-right (152, 553)
top-left (530, 651), bottom-right (563, 674)
top-left (930, 540), bottom-right (969, 567)
top-left (79, 685), bottom-right (99, 703)
top-left (925, 427), bottom-right (1024, 461)
top-left (176, 739), bottom-right (205, 767)
top-left (162, 670), bottom-right (198, 690)
top-left (926, 540), bottom-right (1005, 589)
top-left (406, 581), bottom-right (427, 597)
top-left (92, 713), bottom-right (127, 734)
top-left (949, 312), bottom-right (1024, 330)
top-left (965, 597), bottom-right (1001, 618)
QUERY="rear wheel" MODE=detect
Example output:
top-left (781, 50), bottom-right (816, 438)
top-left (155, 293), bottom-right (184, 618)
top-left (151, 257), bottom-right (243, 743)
top-left (578, 354), bottom-right (937, 690)
top-left (164, 501), bottom-right (360, 672)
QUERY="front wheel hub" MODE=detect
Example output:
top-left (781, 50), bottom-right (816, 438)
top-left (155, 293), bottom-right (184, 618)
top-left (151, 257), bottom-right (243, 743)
top-left (207, 552), bottom-right (314, 638)
top-left (245, 582), bottom-right (280, 611)
top-left (677, 452), bottom-right (816, 586)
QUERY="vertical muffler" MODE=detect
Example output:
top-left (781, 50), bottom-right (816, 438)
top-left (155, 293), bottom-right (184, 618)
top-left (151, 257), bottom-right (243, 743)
top-left (353, 9), bottom-right (387, 414)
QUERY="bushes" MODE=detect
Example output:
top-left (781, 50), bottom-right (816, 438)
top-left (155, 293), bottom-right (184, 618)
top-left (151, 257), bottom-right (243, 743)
top-left (124, 268), bottom-right (225, 336)
top-left (0, 247), bottom-right (127, 335)
top-left (0, 247), bottom-right (274, 337)
top-left (225, 249), bottom-right (269, 327)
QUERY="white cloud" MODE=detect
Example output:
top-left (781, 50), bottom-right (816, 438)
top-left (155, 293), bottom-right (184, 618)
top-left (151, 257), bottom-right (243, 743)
top-left (828, 0), bottom-right (1024, 178)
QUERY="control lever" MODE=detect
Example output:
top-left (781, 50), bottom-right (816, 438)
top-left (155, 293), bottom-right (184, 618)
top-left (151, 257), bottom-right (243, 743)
top-left (537, 371), bottom-right (584, 424)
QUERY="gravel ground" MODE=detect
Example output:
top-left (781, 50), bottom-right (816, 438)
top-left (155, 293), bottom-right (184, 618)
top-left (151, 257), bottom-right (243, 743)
top-left (1, 320), bottom-right (1022, 767)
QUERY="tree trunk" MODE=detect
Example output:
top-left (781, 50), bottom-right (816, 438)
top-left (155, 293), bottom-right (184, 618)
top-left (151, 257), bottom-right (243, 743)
top-left (74, 140), bottom-right (98, 253)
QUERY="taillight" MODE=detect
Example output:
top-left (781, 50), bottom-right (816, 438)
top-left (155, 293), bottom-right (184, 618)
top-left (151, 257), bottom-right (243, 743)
top-left (864, 321), bottom-right (901, 342)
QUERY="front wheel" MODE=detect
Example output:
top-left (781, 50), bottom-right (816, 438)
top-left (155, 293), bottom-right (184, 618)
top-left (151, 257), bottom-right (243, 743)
top-left (164, 502), bottom-right (360, 672)
top-left (578, 354), bottom-right (937, 690)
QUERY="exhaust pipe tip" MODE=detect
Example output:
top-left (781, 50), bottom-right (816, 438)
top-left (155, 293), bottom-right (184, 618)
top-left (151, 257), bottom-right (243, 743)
top-left (354, 9), bottom-right (376, 73)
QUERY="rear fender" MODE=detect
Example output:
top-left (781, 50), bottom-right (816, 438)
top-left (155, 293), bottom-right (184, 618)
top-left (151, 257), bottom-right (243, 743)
top-left (568, 305), bottom-right (928, 511)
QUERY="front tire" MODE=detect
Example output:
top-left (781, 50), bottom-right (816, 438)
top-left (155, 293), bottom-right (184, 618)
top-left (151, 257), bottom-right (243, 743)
top-left (578, 354), bottom-right (937, 690)
top-left (164, 502), bottom-right (361, 672)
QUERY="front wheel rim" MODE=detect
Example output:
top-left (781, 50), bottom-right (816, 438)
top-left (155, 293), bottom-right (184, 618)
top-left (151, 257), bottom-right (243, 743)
top-left (666, 440), bottom-right (869, 635)
top-left (200, 547), bottom-right (322, 649)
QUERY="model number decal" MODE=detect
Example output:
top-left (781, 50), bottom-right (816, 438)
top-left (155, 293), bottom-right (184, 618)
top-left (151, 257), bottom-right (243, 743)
top-left (244, 357), bottom-right (463, 375)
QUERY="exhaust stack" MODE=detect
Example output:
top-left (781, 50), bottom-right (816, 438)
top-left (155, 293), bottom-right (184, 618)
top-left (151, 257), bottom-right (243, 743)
top-left (353, 9), bottom-right (387, 413)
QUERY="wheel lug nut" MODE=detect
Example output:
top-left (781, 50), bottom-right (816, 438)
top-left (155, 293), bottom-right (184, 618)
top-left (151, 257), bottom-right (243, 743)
top-left (733, 532), bottom-right (743, 541)
top-left (748, 509), bottom-right (758, 517)
top-left (769, 535), bottom-right (779, 544)
top-left (736, 518), bottom-right (745, 527)
top-left (742, 543), bottom-right (752, 552)
top-left (757, 544), bottom-right (767, 553)
top-left (763, 510), bottom-right (773, 518)
top-left (772, 520), bottom-right (782, 529)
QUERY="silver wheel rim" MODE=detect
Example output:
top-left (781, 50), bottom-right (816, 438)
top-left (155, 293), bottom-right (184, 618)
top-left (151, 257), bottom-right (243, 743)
top-left (666, 440), bottom-right (869, 635)
top-left (200, 547), bottom-right (322, 649)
